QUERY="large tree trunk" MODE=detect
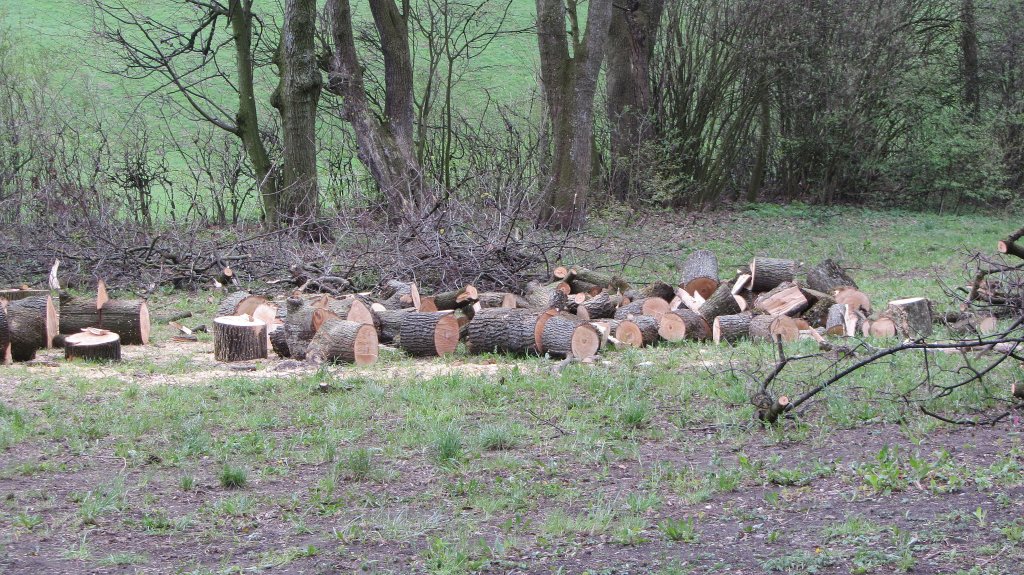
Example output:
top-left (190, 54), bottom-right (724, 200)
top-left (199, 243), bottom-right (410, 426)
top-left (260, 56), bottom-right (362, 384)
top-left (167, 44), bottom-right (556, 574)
top-left (326, 0), bottom-right (434, 217)
top-left (536, 0), bottom-right (615, 230)
top-left (960, 0), bottom-right (980, 120)
top-left (273, 0), bottom-right (322, 228)
top-left (229, 0), bottom-right (280, 222)
top-left (605, 0), bottom-right (664, 200)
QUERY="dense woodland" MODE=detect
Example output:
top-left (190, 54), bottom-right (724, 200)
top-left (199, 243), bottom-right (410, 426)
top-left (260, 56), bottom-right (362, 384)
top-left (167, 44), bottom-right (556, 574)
top-left (0, 0), bottom-right (1021, 272)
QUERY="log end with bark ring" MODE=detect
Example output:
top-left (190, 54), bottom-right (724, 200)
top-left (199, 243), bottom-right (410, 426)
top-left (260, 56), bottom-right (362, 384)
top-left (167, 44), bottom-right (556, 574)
top-left (65, 329), bottom-right (122, 362)
top-left (213, 315), bottom-right (269, 363)
top-left (683, 278), bottom-right (719, 301)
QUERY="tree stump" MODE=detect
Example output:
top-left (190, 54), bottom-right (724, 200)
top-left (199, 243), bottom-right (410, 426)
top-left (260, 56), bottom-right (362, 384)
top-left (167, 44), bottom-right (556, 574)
top-left (614, 297), bottom-right (669, 320)
top-left (65, 329), bottom-right (122, 362)
top-left (699, 281), bottom-right (742, 323)
top-left (214, 315), bottom-right (268, 362)
top-left (681, 249), bottom-right (719, 299)
top-left (615, 315), bottom-right (661, 347)
top-left (306, 319), bottom-right (379, 365)
top-left (397, 312), bottom-right (460, 356)
top-left (540, 314), bottom-right (600, 358)
top-left (750, 257), bottom-right (798, 292)
top-left (713, 313), bottom-right (752, 344)
top-left (0, 299), bottom-right (10, 364)
top-left (749, 314), bottom-right (799, 343)
top-left (884, 297), bottom-right (933, 339)
top-left (806, 259), bottom-right (857, 294)
top-left (59, 294), bottom-right (150, 345)
top-left (661, 309), bottom-right (710, 341)
top-left (466, 308), bottom-right (544, 355)
top-left (7, 295), bottom-right (58, 361)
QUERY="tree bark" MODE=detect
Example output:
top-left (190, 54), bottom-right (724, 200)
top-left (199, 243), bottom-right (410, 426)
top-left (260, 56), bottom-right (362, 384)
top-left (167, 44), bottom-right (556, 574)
top-left (306, 318), bottom-right (379, 365)
top-left (7, 296), bottom-right (58, 361)
top-left (466, 308), bottom-right (544, 355)
top-left (214, 315), bottom-right (268, 362)
top-left (961, 0), bottom-right (980, 120)
top-left (0, 299), bottom-right (10, 364)
top-left (536, 0), bottom-right (615, 230)
top-left (713, 313), bottom-right (752, 345)
top-left (615, 315), bottom-right (660, 347)
top-left (397, 312), bottom-right (460, 356)
top-left (58, 294), bottom-right (151, 345)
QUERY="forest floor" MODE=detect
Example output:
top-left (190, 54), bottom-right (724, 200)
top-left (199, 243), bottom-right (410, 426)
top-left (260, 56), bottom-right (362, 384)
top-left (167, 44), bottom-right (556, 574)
top-left (1, 207), bottom-right (1023, 575)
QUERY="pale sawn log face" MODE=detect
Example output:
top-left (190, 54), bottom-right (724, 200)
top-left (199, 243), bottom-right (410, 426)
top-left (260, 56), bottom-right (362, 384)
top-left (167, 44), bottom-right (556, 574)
top-left (213, 316), bottom-right (269, 362)
top-left (65, 331), bottom-right (122, 362)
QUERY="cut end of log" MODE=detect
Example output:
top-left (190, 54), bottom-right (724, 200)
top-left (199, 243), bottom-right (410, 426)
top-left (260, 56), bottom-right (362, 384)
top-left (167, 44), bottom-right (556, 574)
top-left (683, 278), bottom-right (718, 300)
top-left (96, 280), bottom-right (109, 310)
top-left (419, 296), bottom-right (439, 312)
top-left (65, 329), bottom-right (121, 362)
top-left (835, 288), bottom-right (871, 313)
top-left (657, 312), bottom-right (687, 341)
top-left (352, 324), bottom-right (379, 365)
top-left (868, 317), bottom-right (897, 338)
top-left (433, 314), bottom-right (460, 356)
top-left (457, 285), bottom-right (479, 304)
top-left (570, 324), bottom-right (600, 358)
top-left (615, 320), bottom-right (645, 348)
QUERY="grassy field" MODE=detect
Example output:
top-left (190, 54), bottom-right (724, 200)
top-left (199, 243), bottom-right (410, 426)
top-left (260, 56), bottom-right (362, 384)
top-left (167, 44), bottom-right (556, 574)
top-left (0, 208), bottom-right (1022, 574)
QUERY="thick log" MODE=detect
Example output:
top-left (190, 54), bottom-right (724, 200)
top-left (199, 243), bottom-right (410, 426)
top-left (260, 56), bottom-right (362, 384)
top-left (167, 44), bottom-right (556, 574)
top-left (712, 313), bottom-right (752, 344)
top-left (624, 282), bottom-right (676, 303)
top-left (0, 299), bottom-right (10, 364)
top-left (580, 292), bottom-right (621, 319)
top-left (540, 314), bottom-right (600, 358)
top-left (750, 257), bottom-right (798, 292)
top-left (834, 288), bottom-right (871, 313)
top-left (306, 319), bottom-right (379, 365)
top-left (864, 316), bottom-right (897, 337)
top-left (883, 297), bottom-right (933, 339)
top-left (58, 294), bottom-right (151, 346)
top-left (699, 281), bottom-right (742, 323)
top-left (0, 289), bottom-right (50, 302)
top-left (655, 311), bottom-right (686, 342)
top-left (376, 309), bottom-right (412, 344)
top-left (825, 303), bottom-right (848, 336)
top-left (432, 285), bottom-right (479, 310)
top-left (524, 281), bottom-right (571, 310)
top-left (477, 292), bottom-right (517, 309)
top-left (753, 283), bottom-right (809, 316)
top-left (65, 329), bottom-right (122, 362)
top-left (662, 309), bottom-right (710, 341)
top-left (749, 314), bottom-right (799, 343)
top-left (213, 315), bottom-right (268, 362)
top-left (466, 308), bottom-right (545, 355)
top-left (806, 259), bottom-right (857, 294)
top-left (7, 295), bottom-right (58, 361)
top-left (326, 296), bottom-right (377, 328)
top-left (997, 225), bottom-right (1024, 260)
top-left (269, 324), bottom-right (291, 358)
top-left (218, 292), bottom-right (270, 318)
top-left (397, 312), bottom-right (460, 357)
top-left (680, 249), bottom-right (719, 299)
top-left (568, 279), bottom-right (603, 296)
top-left (283, 296), bottom-right (321, 360)
top-left (565, 267), bottom-right (630, 294)
top-left (615, 315), bottom-right (660, 347)
top-left (614, 297), bottom-right (670, 320)
top-left (379, 280), bottom-right (421, 310)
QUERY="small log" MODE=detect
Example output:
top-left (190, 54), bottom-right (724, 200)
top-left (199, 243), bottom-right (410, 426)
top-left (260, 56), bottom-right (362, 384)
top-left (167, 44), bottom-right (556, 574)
top-left (565, 267), bottom-right (630, 294)
top-left (997, 225), bottom-right (1024, 260)
top-left (624, 282), bottom-right (676, 303)
top-left (0, 288), bottom-right (50, 302)
top-left (580, 292), bottom-right (620, 319)
top-left (825, 303), bottom-right (848, 336)
top-left (7, 295), bottom-right (58, 361)
top-left (477, 292), bottom-right (517, 309)
top-left (699, 281), bottom-right (742, 323)
top-left (306, 319), bottom-right (379, 365)
top-left (213, 315), bottom-right (268, 362)
top-left (942, 312), bottom-right (998, 337)
top-left (614, 297), bottom-right (670, 320)
top-left (883, 297), bottom-right (933, 339)
top-left (0, 299), bottom-right (10, 364)
top-left (65, 329), bottom-right (121, 362)
top-left (467, 308), bottom-right (545, 355)
top-left (540, 314), bottom-right (600, 358)
top-left (680, 249), bottom-right (720, 299)
top-left (568, 279), bottom-right (603, 296)
top-left (432, 285), bottom-right (479, 310)
top-left (661, 309), bottom-right (710, 341)
top-left (749, 314), bottom-right (799, 343)
top-left (615, 315), bottom-right (660, 348)
top-left (379, 280), bottom-right (421, 311)
top-left (713, 313), bottom-right (752, 344)
top-left (218, 291), bottom-right (270, 318)
top-left (58, 295), bottom-right (151, 346)
top-left (806, 259), bottom-right (857, 294)
top-left (865, 316), bottom-right (897, 337)
top-left (376, 308), bottom-right (412, 344)
top-left (524, 281), bottom-right (571, 310)
top-left (834, 288), bottom-right (871, 314)
top-left (731, 274), bottom-right (751, 294)
top-left (759, 396), bottom-right (790, 424)
top-left (397, 312), bottom-right (460, 357)
top-left (753, 283), bottom-right (809, 316)
top-left (750, 257), bottom-right (798, 292)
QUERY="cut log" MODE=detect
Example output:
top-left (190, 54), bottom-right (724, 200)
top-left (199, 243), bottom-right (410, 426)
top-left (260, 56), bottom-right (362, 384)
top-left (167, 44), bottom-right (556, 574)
top-left (713, 313), bottom-right (752, 344)
top-left (753, 283), bottom-right (809, 316)
top-left (552, 265), bottom-right (576, 282)
top-left (306, 319), bottom-right (379, 365)
top-left (580, 292), bottom-right (620, 319)
top-left (655, 311), bottom-right (686, 342)
top-left (865, 316), bottom-right (897, 337)
top-left (376, 309), bottom-right (412, 344)
top-left (614, 297), bottom-right (670, 320)
top-left (731, 274), bottom-right (751, 295)
top-left (834, 288), bottom-right (871, 314)
top-left (806, 259), bottom-right (857, 294)
top-left (941, 312), bottom-right (998, 337)
top-left (997, 225), bottom-right (1024, 260)
top-left (699, 281), bottom-right (742, 323)
top-left (568, 279), bottom-right (603, 296)
top-left (750, 257), bottom-right (798, 292)
top-left (674, 287), bottom-right (703, 313)
top-left (0, 288), bottom-right (50, 302)
top-left (397, 312), bottom-right (460, 357)
top-left (269, 324), bottom-right (291, 358)
top-left (801, 290), bottom-right (837, 327)
top-left (883, 297), bottom-right (933, 339)
top-left (615, 315), bottom-right (660, 348)
top-left (524, 281), bottom-right (570, 310)
top-left (379, 280), bottom-right (421, 311)
top-left (213, 315), bottom-right (268, 362)
top-left (326, 297), bottom-right (377, 328)
top-left (749, 314), bottom-right (799, 343)
top-left (432, 285), bottom-right (479, 310)
top-left (540, 314), bottom-right (600, 358)
top-left (477, 292), bottom-right (517, 309)
top-left (680, 249), bottom-right (719, 299)
top-left (218, 291), bottom-right (270, 318)
top-left (564, 267), bottom-right (630, 294)
top-left (65, 329), bottom-right (121, 362)
top-left (662, 309), bottom-right (710, 341)
top-left (283, 296), bottom-right (321, 360)
top-left (418, 296), bottom-right (439, 312)
top-left (758, 395), bottom-right (790, 424)
top-left (624, 282), bottom-right (676, 303)
top-left (466, 308), bottom-right (545, 355)
top-left (7, 295), bottom-right (58, 361)
top-left (0, 299), bottom-right (10, 364)
top-left (825, 304), bottom-right (847, 336)
top-left (58, 294), bottom-right (151, 345)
